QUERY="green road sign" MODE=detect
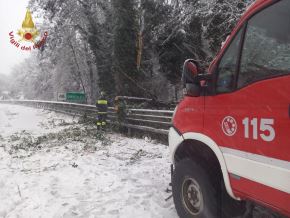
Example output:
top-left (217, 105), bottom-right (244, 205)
top-left (66, 92), bottom-right (86, 103)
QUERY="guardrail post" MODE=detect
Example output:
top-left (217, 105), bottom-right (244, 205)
top-left (127, 127), bottom-right (132, 137)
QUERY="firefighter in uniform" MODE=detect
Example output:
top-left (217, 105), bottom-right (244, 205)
top-left (96, 92), bottom-right (108, 129)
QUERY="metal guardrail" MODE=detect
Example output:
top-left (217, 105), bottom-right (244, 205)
top-left (0, 100), bottom-right (173, 135)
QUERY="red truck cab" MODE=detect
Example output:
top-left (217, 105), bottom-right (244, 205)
top-left (169, 0), bottom-right (290, 217)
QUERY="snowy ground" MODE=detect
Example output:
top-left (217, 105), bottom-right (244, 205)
top-left (0, 104), bottom-right (177, 218)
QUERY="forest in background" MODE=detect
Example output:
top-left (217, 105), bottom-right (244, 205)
top-left (1, 0), bottom-right (254, 104)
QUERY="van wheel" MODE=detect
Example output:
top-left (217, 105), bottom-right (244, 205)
top-left (172, 159), bottom-right (220, 218)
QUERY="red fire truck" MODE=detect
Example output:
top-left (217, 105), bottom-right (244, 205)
top-left (169, 0), bottom-right (290, 217)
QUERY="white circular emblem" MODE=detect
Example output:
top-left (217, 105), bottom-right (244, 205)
top-left (222, 116), bottom-right (237, 136)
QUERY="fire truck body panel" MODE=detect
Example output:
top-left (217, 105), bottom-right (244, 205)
top-left (170, 0), bottom-right (290, 216)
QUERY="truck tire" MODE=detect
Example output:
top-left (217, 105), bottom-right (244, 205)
top-left (172, 159), bottom-right (220, 218)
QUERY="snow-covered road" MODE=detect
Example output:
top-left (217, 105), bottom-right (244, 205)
top-left (0, 104), bottom-right (177, 218)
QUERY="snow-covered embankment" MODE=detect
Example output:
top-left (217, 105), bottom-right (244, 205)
top-left (0, 104), bottom-right (177, 218)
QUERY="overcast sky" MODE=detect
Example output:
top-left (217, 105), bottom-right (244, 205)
top-left (0, 0), bottom-right (30, 75)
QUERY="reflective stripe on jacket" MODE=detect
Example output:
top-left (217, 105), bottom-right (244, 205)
top-left (97, 100), bottom-right (108, 105)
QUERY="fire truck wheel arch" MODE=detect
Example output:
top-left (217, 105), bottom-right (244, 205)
top-left (169, 127), bottom-right (239, 201)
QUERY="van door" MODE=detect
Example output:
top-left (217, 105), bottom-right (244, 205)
top-left (204, 0), bottom-right (290, 214)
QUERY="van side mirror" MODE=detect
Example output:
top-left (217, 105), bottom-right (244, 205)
top-left (182, 59), bottom-right (202, 97)
top-left (182, 59), bottom-right (200, 84)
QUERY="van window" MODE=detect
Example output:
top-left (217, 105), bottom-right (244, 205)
top-left (238, 0), bottom-right (290, 88)
top-left (216, 29), bottom-right (242, 93)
